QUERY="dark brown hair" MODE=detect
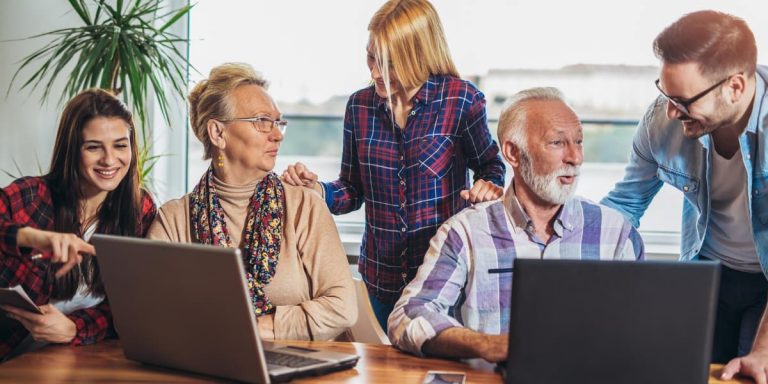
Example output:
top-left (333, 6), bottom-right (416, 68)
top-left (653, 10), bottom-right (757, 79)
top-left (44, 88), bottom-right (142, 299)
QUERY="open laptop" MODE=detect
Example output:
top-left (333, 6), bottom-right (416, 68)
top-left (91, 234), bottom-right (359, 383)
top-left (502, 259), bottom-right (720, 384)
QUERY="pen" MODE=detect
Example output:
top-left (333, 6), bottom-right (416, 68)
top-left (31, 253), bottom-right (93, 261)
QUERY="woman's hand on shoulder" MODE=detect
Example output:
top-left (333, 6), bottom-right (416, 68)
top-left (16, 227), bottom-right (95, 278)
top-left (281, 162), bottom-right (322, 194)
top-left (1, 304), bottom-right (76, 343)
top-left (460, 179), bottom-right (503, 203)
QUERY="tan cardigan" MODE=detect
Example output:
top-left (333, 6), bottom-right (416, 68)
top-left (146, 178), bottom-right (356, 341)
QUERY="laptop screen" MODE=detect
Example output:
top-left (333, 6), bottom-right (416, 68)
top-left (504, 259), bottom-right (719, 384)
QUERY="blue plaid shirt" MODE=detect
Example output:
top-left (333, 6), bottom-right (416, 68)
top-left (321, 74), bottom-right (505, 303)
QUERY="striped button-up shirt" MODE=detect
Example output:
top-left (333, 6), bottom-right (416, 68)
top-left (388, 184), bottom-right (644, 356)
top-left (321, 75), bottom-right (505, 303)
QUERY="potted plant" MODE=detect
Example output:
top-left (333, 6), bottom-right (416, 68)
top-left (8, 0), bottom-right (193, 188)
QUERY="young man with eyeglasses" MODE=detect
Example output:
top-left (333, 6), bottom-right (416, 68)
top-left (601, 10), bottom-right (768, 381)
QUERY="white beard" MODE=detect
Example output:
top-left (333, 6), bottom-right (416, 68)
top-left (519, 151), bottom-right (580, 205)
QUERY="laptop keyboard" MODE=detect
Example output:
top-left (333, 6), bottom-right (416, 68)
top-left (265, 351), bottom-right (324, 368)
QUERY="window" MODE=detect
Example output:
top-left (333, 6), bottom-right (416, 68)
top-left (187, 1), bottom-right (768, 254)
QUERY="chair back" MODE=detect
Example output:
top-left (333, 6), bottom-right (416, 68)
top-left (347, 278), bottom-right (391, 345)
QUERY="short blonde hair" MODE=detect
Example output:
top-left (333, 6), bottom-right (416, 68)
top-left (188, 63), bottom-right (268, 159)
top-left (368, 0), bottom-right (459, 94)
top-left (497, 87), bottom-right (566, 149)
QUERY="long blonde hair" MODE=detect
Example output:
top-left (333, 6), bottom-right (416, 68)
top-left (368, 0), bottom-right (459, 98)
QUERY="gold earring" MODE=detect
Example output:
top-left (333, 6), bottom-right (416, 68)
top-left (216, 154), bottom-right (224, 167)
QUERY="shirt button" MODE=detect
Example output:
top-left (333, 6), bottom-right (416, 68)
top-left (401, 227), bottom-right (406, 232)
top-left (400, 202), bottom-right (406, 208)
top-left (400, 155), bottom-right (404, 161)
top-left (747, 154), bottom-right (751, 160)
top-left (683, 185), bottom-right (689, 192)
top-left (410, 110), bottom-right (416, 116)
top-left (400, 180), bottom-right (406, 186)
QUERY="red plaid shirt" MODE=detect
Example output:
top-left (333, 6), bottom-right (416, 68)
top-left (321, 75), bottom-right (505, 303)
top-left (0, 176), bottom-right (156, 358)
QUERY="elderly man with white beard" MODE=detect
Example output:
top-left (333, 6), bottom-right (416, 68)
top-left (387, 87), bottom-right (645, 362)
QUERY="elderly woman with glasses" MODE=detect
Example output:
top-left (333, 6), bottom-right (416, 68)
top-left (146, 63), bottom-right (356, 341)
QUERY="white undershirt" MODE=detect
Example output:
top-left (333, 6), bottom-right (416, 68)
top-left (50, 223), bottom-right (105, 313)
top-left (699, 146), bottom-right (760, 272)
top-left (9, 224), bottom-right (105, 358)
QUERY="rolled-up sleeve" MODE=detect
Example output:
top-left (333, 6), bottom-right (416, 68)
top-left (323, 97), bottom-right (364, 215)
top-left (600, 98), bottom-right (666, 228)
top-left (462, 91), bottom-right (505, 187)
top-left (388, 222), bottom-right (468, 356)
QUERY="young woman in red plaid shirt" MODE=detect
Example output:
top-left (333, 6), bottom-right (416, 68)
top-left (0, 89), bottom-right (156, 360)
top-left (283, 0), bottom-right (506, 330)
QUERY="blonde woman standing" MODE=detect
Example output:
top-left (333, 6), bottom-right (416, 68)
top-left (283, 0), bottom-right (505, 329)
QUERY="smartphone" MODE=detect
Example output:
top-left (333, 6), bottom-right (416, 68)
top-left (422, 371), bottom-right (466, 384)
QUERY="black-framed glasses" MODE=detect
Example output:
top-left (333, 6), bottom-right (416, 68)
top-left (221, 116), bottom-right (288, 134)
top-left (654, 74), bottom-right (736, 115)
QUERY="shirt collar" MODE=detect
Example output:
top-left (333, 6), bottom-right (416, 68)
top-left (503, 181), bottom-right (579, 237)
top-left (746, 70), bottom-right (766, 135)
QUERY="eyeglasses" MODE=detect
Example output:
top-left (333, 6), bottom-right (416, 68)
top-left (221, 116), bottom-right (288, 134)
top-left (654, 74), bottom-right (736, 116)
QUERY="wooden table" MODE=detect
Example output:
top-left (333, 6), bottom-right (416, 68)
top-left (0, 339), bottom-right (754, 383)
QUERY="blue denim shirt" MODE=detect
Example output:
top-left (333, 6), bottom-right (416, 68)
top-left (601, 65), bottom-right (768, 275)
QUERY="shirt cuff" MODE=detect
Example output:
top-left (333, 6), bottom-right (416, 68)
top-left (487, 175), bottom-right (505, 188)
top-left (320, 182), bottom-right (334, 208)
top-left (66, 313), bottom-right (99, 346)
top-left (392, 312), bottom-right (462, 356)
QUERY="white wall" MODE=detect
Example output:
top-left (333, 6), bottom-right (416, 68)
top-left (0, 0), bottom-right (189, 204)
top-left (0, 1), bottom-right (77, 185)
top-left (149, 0), bottom-right (190, 202)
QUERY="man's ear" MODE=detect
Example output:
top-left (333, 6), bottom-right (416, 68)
top-left (727, 72), bottom-right (748, 104)
top-left (207, 119), bottom-right (226, 150)
top-left (502, 140), bottom-right (522, 168)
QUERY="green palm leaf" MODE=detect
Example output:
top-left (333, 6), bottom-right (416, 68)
top-left (9, 0), bottom-right (195, 124)
top-left (7, 0), bottom-right (195, 191)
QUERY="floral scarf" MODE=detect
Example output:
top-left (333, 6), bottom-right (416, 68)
top-left (189, 166), bottom-right (284, 316)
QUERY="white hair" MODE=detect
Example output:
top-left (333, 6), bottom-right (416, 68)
top-left (518, 149), bottom-right (580, 204)
top-left (496, 87), bottom-right (567, 149)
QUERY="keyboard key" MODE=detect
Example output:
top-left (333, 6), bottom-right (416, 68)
top-left (265, 351), bottom-right (324, 368)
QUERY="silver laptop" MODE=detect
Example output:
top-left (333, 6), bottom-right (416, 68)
top-left (92, 234), bottom-right (359, 383)
top-left (502, 259), bottom-right (720, 384)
